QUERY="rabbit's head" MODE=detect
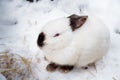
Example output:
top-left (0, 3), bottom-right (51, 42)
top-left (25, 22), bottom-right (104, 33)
top-left (37, 14), bottom-right (88, 51)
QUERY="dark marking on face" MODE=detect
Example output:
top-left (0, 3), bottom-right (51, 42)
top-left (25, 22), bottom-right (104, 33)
top-left (37, 32), bottom-right (45, 47)
top-left (68, 14), bottom-right (88, 31)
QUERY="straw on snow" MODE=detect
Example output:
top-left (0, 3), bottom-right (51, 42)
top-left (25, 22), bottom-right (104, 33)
top-left (0, 51), bottom-right (37, 80)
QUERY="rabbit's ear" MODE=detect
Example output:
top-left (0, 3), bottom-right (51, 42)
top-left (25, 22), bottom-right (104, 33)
top-left (68, 14), bottom-right (88, 31)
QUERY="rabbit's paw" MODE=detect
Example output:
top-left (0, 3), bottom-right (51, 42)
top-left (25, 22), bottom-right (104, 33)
top-left (46, 63), bottom-right (58, 72)
top-left (59, 65), bottom-right (74, 73)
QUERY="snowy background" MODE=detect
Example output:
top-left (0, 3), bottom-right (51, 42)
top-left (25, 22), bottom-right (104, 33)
top-left (0, 0), bottom-right (120, 80)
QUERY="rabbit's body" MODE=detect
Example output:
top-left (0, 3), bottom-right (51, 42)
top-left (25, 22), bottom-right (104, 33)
top-left (74, 15), bottom-right (110, 67)
top-left (37, 14), bottom-right (110, 69)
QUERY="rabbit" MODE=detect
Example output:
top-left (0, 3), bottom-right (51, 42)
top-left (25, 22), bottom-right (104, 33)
top-left (37, 14), bottom-right (110, 72)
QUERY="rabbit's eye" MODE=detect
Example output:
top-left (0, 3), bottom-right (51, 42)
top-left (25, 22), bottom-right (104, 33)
top-left (54, 33), bottom-right (60, 37)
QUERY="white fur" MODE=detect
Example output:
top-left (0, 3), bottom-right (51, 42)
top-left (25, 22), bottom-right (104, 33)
top-left (40, 14), bottom-right (110, 67)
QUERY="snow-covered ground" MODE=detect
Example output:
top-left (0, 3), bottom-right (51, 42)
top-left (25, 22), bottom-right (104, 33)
top-left (0, 0), bottom-right (120, 80)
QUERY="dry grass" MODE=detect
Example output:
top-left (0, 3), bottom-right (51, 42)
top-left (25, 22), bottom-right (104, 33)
top-left (0, 51), bottom-right (37, 80)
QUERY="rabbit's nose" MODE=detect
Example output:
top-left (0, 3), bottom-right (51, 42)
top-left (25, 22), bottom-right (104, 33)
top-left (37, 32), bottom-right (45, 47)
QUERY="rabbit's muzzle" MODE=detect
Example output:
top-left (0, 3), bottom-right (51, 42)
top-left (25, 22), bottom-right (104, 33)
top-left (37, 32), bottom-right (45, 47)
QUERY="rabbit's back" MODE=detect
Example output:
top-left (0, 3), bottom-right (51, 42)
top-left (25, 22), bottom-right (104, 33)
top-left (73, 15), bottom-right (110, 67)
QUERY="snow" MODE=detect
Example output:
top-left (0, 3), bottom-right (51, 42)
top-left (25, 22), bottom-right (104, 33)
top-left (0, 0), bottom-right (120, 80)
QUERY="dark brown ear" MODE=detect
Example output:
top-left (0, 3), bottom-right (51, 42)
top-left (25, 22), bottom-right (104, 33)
top-left (68, 14), bottom-right (88, 31)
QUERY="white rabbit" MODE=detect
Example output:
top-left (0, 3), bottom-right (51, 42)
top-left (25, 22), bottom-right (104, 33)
top-left (37, 14), bottom-right (110, 72)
